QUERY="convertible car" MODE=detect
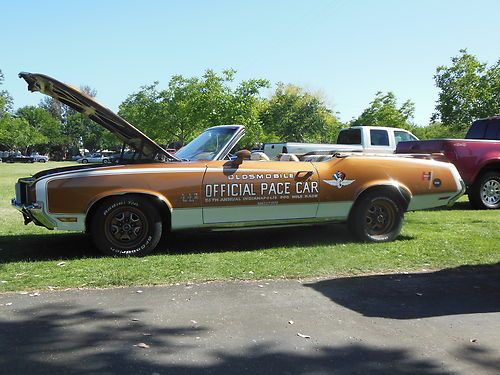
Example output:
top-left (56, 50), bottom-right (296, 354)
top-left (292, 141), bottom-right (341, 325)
top-left (12, 73), bottom-right (465, 256)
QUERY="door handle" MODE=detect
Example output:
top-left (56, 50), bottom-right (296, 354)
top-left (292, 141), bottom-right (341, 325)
top-left (295, 171), bottom-right (313, 181)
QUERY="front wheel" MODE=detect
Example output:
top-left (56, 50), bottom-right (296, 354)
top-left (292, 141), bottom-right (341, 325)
top-left (81, 159), bottom-right (88, 164)
top-left (468, 172), bottom-right (500, 209)
top-left (90, 196), bottom-right (163, 256)
top-left (348, 191), bottom-right (404, 242)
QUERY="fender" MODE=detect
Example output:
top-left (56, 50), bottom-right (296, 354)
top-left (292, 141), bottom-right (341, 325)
top-left (84, 189), bottom-right (173, 233)
top-left (471, 157), bottom-right (500, 183)
top-left (354, 180), bottom-right (412, 208)
top-left (86, 188), bottom-right (173, 216)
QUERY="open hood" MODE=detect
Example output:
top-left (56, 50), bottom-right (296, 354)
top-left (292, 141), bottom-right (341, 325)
top-left (19, 72), bottom-right (179, 161)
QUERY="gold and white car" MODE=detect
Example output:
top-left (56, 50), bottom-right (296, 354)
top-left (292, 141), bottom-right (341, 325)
top-left (13, 73), bottom-right (465, 256)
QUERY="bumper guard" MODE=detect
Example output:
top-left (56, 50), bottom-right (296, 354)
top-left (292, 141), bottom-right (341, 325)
top-left (11, 199), bottom-right (56, 230)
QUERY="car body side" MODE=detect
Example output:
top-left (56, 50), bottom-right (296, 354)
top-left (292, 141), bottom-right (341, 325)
top-left (18, 155), bottom-right (464, 234)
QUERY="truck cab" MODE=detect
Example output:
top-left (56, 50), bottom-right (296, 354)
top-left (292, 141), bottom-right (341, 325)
top-left (337, 126), bottom-right (418, 153)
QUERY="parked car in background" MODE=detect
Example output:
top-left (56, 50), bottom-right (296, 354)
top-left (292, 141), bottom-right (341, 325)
top-left (396, 116), bottom-right (500, 209)
top-left (71, 154), bottom-right (85, 161)
top-left (3, 154), bottom-right (35, 163)
top-left (30, 153), bottom-right (49, 163)
top-left (1, 151), bottom-right (48, 163)
top-left (109, 151), bottom-right (145, 163)
top-left (77, 153), bottom-right (111, 164)
top-left (263, 126), bottom-right (418, 159)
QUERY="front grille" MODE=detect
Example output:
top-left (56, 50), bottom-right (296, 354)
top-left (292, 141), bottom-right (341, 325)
top-left (15, 178), bottom-right (34, 204)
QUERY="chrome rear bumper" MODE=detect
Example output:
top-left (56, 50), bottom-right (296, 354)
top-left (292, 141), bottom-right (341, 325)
top-left (447, 179), bottom-right (466, 207)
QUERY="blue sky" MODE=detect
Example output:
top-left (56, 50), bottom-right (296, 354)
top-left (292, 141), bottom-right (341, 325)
top-left (1, 0), bottom-right (499, 126)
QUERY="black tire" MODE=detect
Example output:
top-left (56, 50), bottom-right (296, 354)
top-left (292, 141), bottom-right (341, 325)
top-left (82, 159), bottom-right (88, 164)
top-left (348, 191), bottom-right (404, 242)
top-left (90, 196), bottom-right (162, 256)
top-left (468, 172), bottom-right (500, 210)
top-left (103, 159), bottom-right (110, 164)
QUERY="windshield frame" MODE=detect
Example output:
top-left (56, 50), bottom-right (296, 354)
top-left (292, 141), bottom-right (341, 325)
top-left (176, 125), bottom-right (245, 161)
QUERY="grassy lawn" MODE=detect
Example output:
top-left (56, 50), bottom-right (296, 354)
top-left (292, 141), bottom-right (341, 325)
top-left (1, 161), bottom-right (499, 292)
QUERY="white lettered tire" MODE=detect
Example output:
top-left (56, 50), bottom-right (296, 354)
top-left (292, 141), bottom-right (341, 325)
top-left (90, 196), bottom-right (162, 256)
top-left (349, 191), bottom-right (404, 242)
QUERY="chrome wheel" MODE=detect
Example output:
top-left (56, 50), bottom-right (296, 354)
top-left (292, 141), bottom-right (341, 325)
top-left (481, 179), bottom-right (500, 206)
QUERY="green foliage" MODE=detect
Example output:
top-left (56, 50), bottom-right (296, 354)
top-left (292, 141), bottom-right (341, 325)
top-left (119, 69), bottom-right (270, 148)
top-left (0, 69), bottom-right (13, 116)
top-left (412, 122), bottom-right (461, 140)
top-left (350, 91), bottom-right (415, 130)
top-left (433, 49), bottom-right (500, 133)
top-left (65, 112), bottom-right (120, 153)
top-left (0, 114), bottom-right (46, 151)
top-left (260, 83), bottom-right (342, 143)
top-left (16, 106), bottom-right (66, 148)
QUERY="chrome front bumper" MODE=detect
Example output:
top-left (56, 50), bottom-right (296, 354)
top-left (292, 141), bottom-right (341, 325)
top-left (11, 199), bottom-right (55, 230)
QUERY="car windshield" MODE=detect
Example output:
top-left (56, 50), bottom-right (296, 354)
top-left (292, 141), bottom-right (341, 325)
top-left (176, 127), bottom-right (237, 161)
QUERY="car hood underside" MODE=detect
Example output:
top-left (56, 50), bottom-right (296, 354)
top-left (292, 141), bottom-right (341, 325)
top-left (19, 72), bottom-right (179, 161)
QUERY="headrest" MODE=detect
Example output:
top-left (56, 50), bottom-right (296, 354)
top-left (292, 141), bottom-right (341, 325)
top-left (279, 153), bottom-right (300, 162)
top-left (250, 152), bottom-right (270, 161)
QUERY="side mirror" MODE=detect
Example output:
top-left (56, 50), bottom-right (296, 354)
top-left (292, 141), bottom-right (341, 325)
top-left (232, 149), bottom-right (251, 167)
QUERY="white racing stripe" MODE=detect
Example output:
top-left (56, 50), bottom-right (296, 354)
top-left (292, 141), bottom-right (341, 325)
top-left (42, 167), bottom-right (207, 182)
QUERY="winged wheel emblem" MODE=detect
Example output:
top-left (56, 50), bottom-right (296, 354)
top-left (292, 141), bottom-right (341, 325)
top-left (324, 171), bottom-right (355, 189)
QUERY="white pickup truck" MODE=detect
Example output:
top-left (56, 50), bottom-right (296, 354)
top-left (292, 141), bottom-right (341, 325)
top-left (262, 126), bottom-right (418, 158)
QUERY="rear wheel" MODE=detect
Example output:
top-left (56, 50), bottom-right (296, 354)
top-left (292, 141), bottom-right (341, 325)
top-left (90, 196), bottom-right (162, 256)
top-left (468, 172), bottom-right (500, 209)
top-left (349, 191), bottom-right (404, 242)
top-left (81, 159), bottom-right (88, 164)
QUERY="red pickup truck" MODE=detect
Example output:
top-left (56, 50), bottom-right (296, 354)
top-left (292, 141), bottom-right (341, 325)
top-left (396, 116), bottom-right (500, 209)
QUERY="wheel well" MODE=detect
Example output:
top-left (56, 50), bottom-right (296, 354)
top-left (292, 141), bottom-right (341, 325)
top-left (350, 185), bottom-right (411, 219)
top-left (85, 193), bottom-right (171, 233)
top-left (476, 163), bottom-right (500, 181)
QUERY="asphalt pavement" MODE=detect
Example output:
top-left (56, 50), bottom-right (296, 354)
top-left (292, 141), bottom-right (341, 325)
top-left (1, 264), bottom-right (499, 375)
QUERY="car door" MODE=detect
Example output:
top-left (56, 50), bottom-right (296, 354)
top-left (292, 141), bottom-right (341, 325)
top-left (202, 159), bottom-right (319, 224)
top-left (91, 153), bottom-right (101, 162)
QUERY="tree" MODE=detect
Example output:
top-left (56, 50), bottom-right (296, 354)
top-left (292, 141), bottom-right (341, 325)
top-left (412, 122), bottom-right (457, 140)
top-left (0, 115), bottom-right (45, 152)
top-left (433, 49), bottom-right (500, 134)
top-left (39, 95), bottom-right (65, 122)
top-left (0, 69), bottom-right (13, 116)
top-left (350, 91), bottom-right (415, 130)
top-left (16, 106), bottom-right (66, 149)
top-left (38, 84), bottom-right (119, 153)
top-left (259, 83), bottom-right (342, 143)
top-left (119, 69), bottom-right (270, 148)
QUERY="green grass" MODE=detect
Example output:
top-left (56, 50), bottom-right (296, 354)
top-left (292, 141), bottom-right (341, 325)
top-left (1, 161), bottom-right (499, 292)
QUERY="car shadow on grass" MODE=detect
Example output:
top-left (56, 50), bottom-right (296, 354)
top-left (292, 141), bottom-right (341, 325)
top-left (305, 263), bottom-right (500, 319)
top-left (0, 224), bottom-right (415, 263)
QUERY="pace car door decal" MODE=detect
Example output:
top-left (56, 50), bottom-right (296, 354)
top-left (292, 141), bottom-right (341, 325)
top-left (202, 161), bottom-right (319, 224)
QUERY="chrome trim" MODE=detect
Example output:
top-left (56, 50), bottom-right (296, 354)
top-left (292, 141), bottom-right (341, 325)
top-left (447, 179), bottom-right (466, 207)
top-left (213, 125), bottom-right (245, 161)
top-left (11, 199), bottom-right (56, 230)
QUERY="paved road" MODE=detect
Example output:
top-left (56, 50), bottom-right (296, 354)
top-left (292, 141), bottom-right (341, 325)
top-left (1, 264), bottom-right (499, 374)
